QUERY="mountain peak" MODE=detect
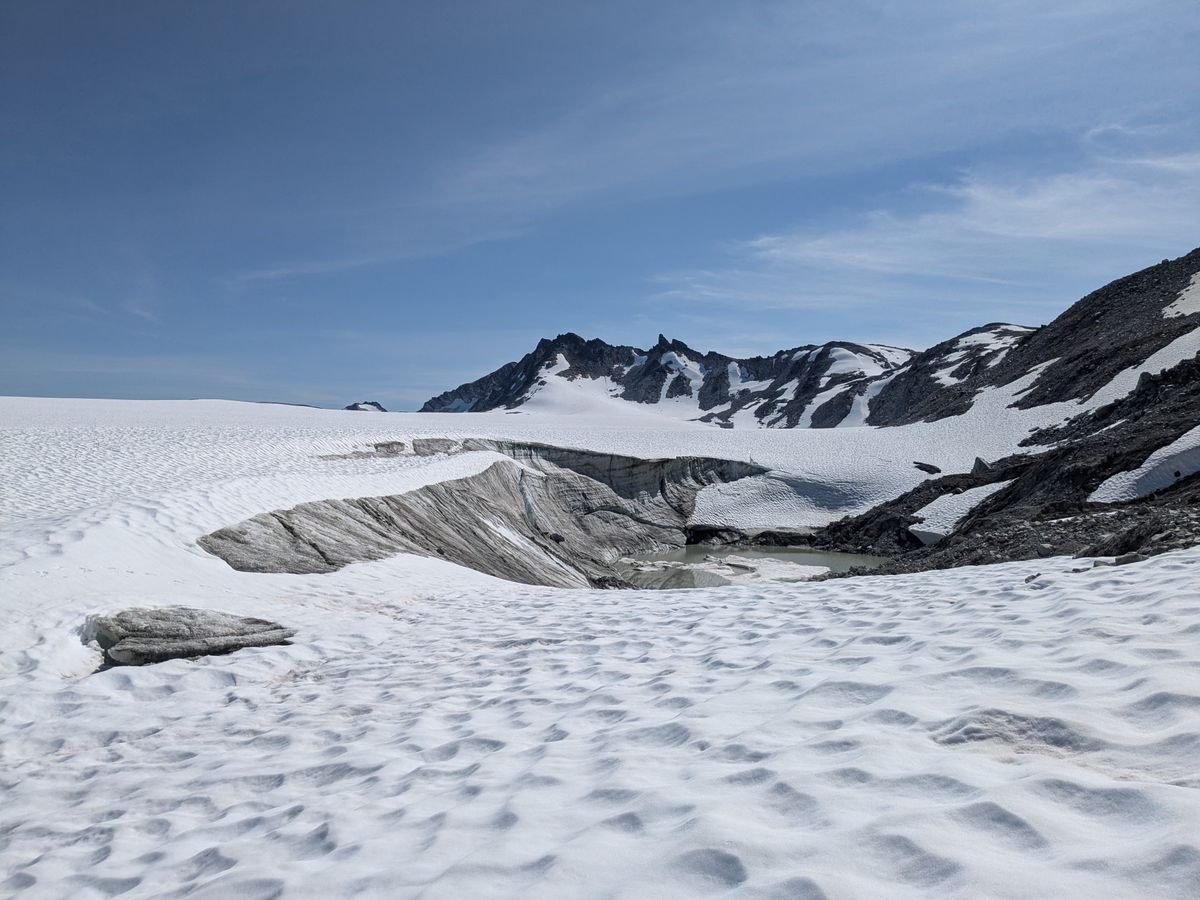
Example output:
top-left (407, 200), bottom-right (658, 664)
top-left (421, 248), bottom-right (1200, 427)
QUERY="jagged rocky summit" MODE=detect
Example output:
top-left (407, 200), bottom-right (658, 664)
top-left (418, 326), bottom-right (1032, 427)
top-left (422, 332), bottom-right (921, 427)
top-left (421, 247), bottom-right (1200, 431)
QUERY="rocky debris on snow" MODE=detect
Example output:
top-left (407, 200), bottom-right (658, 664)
top-left (618, 554), bottom-right (831, 590)
top-left (320, 440), bottom-right (407, 460)
top-left (412, 437), bottom-right (461, 455)
top-left (87, 607), bottom-right (295, 666)
top-left (815, 491), bottom-right (1200, 578)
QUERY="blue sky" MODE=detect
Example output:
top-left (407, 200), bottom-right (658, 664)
top-left (2, 1), bottom-right (1198, 408)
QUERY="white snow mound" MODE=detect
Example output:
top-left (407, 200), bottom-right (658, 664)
top-left (1164, 271), bottom-right (1200, 318)
top-left (910, 479), bottom-right (1015, 543)
top-left (1089, 424), bottom-right (1200, 503)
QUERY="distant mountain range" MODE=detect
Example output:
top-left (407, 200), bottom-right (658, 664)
top-left (420, 325), bottom-right (1036, 428)
top-left (419, 248), bottom-right (1200, 568)
top-left (344, 401), bottom-right (387, 412)
top-left (422, 248), bottom-right (1200, 430)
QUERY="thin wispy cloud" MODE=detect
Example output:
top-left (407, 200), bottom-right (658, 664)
top-left (430, 1), bottom-right (1195, 234)
top-left (232, 0), bottom-right (1200, 285)
top-left (121, 300), bottom-right (160, 323)
top-left (651, 147), bottom-right (1200, 334)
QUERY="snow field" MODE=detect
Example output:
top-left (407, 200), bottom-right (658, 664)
top-left (1089, 423), bottom-right (1200, 503)
top-left (3, 548), bottom-right (1199, 898)
top-left (0, 397), bottom-right (1198, 898)
top-left (1164, 272), bottom-right (1200, 318)
top-left (910, 480), bottom-right (1015, 543)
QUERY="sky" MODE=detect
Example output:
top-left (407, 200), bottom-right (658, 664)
top-left (2, 1), bottom-right (1198, 409)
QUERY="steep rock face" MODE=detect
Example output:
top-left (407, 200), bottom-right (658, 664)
top-left (1007, 248), bottom-right (1200, 409)
top-left (199, 444), bottom-right (766, 588)
top-left (865, 324), bottom-right (1034, 425)
top-left (870, 249), bottom-right (1200, 424)
top-left (707, 342), bottom-right (913, 428)
top-left (813, 352), bottom-right (1200, 568)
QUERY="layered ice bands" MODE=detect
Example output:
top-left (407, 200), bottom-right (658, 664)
top-left (199, 444), bottom-right (767, 587)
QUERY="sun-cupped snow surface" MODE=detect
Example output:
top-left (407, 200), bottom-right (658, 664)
top-left (1086, 322), bottom-right (1200, 407)
top-left (930, 326), bottom-right (1036, 385)
top-left (1, 398), bottom-right (1199, 898)
top-left (866, 344), bottom-right (915, 368)
top-left (910, 480), bottom-right (1015, 543)
top-left (1164, 271), bottom-right (1200, 318)
top-left (1089, 423), bottom-right (1200, 503)
top-left (0, 365), bottom-right (1066, 539)
top-left (521, 356), bottom-right (710, 423)
top-left (517, 343), bottom-right (917, 429)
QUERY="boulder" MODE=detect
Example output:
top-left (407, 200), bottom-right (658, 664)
top-left (913, 461), bottom-right (942, 475)
top-left (88, 607), bottom-right (294, 666)
top-left (971, 457), bottom-right (994, 475)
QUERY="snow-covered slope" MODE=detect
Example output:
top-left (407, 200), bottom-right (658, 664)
top-left (909, 479), bottom-right (1016, 544)
top-left (0, 362), bottom-right (1106, 541)
top-left (422, 333), bottom-right (919, 428)
top-left (1, 397), bottom-right (1198, 898)
top-left (1089, 423), bottom-right (1200, 503)
top-left (423, 248), bottom-right (1200, 435)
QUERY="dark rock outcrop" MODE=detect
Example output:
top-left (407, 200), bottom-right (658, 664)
top-left (320, 440), bottom-right (406, 460)
top-left (865, 324), bottom-right (1034, 425)
top-left (88, 607), bottom-right (294, 666)
top-left (972, 457), bottom-right (994, 475)
top-left (344, 401), bottom-right (387, 412)
top-left (812, 383), bottom-right (1200, 573)
top-left (868, 249), bottom-right (1200, 425)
